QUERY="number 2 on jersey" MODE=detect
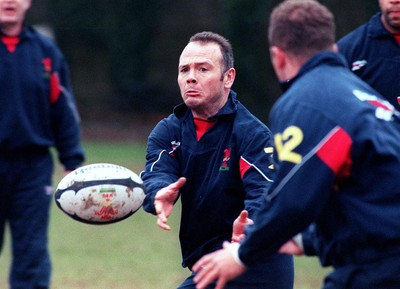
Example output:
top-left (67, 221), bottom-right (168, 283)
top-left (274, 126), bottom-right (303, 164)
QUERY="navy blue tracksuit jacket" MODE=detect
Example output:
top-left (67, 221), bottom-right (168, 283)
top-left (0, 25), bottom-right (84, 289)
top-left (141, 91), bottom-right (293, 288)
top-left (237, 52), bottom-right (400, 289)
top-left (338, 13), bottom-right (400, 110)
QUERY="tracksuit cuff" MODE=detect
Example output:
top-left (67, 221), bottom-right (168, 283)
top-left (229, 242), bottom-right (245, 266)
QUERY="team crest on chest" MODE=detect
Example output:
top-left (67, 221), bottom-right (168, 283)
top-left (42, 58), bottom-right (52, 78)
top-left (220, 148), bottom-right (231, 171)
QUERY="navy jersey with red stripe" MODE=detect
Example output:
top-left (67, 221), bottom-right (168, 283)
top-left (141, 91), bottom-right (276, 269)
top-left (337, 13), bottom-right (400, 110)
top-left (238, 51), bottom-right (400, 267)
top-left (0, 25), bottom-right (84, 170)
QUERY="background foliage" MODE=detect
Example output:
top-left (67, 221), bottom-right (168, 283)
top-left (28, 0), bottom-right (379, 124)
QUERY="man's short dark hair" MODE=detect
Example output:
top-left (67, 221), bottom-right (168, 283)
top-left (268, 0), bottom-right (335, 58)
top-left (189, 31), bottom-right (234, 73)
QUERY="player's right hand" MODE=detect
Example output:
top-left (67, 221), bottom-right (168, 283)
top-left (155, 177), bottom-right (186, 230)
top-left (231, 210), bottom-right (253, 243)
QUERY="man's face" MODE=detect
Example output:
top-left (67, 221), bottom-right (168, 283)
top-left (0, 0), bottom-right (31, 30)
top-left (379, 0), bottom-right (400, 33)
top-left (177, 41), bottom-right (232, 119)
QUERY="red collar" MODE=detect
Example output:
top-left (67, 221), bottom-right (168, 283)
top-left (1, 35), bottom-right (20, 52)
top-left (394, 34), bottom-right (400, 46)
top-left (193, 118), bottom-right (215, 141)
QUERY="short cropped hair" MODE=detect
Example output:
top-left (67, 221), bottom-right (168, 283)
top-left (268, 0), bottom-right (335, 58)
top-left (189, 31), bottom-right (234, 73)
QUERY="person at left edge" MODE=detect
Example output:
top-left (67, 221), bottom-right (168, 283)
top-left (140, 31), bottom-right (294, 288)
top-left (0, 1), bottom-right (85, 288)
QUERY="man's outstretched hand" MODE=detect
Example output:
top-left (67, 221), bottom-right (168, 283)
top-left (154, 177), bottom-right (186, 230)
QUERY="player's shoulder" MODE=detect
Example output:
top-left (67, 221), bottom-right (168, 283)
top-left (149, 112), bottom-right (181, 140)
top-left (338, 13), bottom-right (378, 50)
top-left (236, 103), bottom-right (271, 133)
top-left (25, 26), bottom-right (63, 56)
top-left (233, 104), bottom-right (273, 150)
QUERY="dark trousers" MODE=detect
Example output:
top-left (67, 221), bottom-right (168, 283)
top-left (0, 152), bottom-right (53, 289)
top-left (177, 253), bottom-right (294, 289)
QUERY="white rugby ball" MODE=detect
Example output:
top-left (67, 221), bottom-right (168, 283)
top-left (55, 163), bottom-right (146, 225)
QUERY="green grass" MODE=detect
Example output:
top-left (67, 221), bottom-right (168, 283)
top-left (0, 140), bottom-right (331, 288)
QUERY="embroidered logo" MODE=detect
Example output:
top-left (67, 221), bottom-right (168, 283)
top-left (169, 141), bottom-right (181, 157)
top-left (42, 58), bottom-right (52, 78)
top-left (351, 60), bottom-right (367, 72)
top-left (220, 148), bottom-right (231, 171)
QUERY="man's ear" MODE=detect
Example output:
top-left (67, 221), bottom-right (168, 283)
top-left (224, 67), bottom-right (236, 88)
top-left (270, 46), bottom-right (286, 70)
top-left (24, 0), bottom-right (32, 10)
top-left (270, 46), bottom-right (288, 81)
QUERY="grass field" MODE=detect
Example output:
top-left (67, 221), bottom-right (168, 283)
top-left (0, 140), bottom-right (331, 288)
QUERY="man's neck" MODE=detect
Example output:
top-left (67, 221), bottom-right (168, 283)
top-left (0, 23), bottom-right (23, 36)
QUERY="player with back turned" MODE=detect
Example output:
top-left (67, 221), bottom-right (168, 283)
top-left (0, 0), bottom-right (85, 288)
top-left (192, 1), bottom-right (400, 289)
top-left (141, 31), bottom-right (294, 288)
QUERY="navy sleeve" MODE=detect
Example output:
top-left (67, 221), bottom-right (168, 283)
top-left (50, 45), bottom-right (85, 170)
top-left (140, 117), bottom-right (181, 215)
top-left (239, 128), bottom-right (275, 219)
top-left (238, 104), bottom-right (349, 266)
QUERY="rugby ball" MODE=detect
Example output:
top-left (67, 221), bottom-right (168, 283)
top-left (54, 163), bottom-right (146, 225)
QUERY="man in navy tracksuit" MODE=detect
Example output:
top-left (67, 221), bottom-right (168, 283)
top-left (141, 31), bottom-right (293, 288)
top-left (193, 2), bottom-right (400, 289)
top-left (0, 1), bottom-right (85, 288)
top-left (337, 0), bottom-right (400, 109)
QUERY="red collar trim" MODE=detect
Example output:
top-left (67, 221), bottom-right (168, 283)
top-left (193, 118), bottom-right (215, 141)
top-left (1, 35), bottom-right (20, 52)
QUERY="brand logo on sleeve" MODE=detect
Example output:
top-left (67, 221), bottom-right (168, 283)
top-left (169, 141), bottom-right (181, 157)
top-left (352, 89), bottom-right (398, 121)
top-left (351, 60), bottom-right (367, 71)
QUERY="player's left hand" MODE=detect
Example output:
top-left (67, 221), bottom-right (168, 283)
top-left (193, 241), bottom-right (247, 289)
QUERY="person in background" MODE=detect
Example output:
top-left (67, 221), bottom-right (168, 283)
top-left (337, 0), bottom-right (400, 109)
top-left (140, 31), bottom-right (294, 289)
top-left (0, 0), bottom-right (85, 288)
top-left (192, 1), bottom-right (400, 289)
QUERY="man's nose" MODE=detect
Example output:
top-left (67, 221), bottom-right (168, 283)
top-left (186, 70), bottom-right (197, 83)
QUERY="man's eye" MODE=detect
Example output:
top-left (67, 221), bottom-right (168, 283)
top-left (200, 67), bottom-right (208, 72)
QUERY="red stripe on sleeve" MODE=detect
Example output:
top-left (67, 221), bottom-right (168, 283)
top-left (316, 127), bottom-right (352, 176)
top-left (50, 73), bottom-right (61, 104)
top-left (239, 157), bottom-right (251, 179)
